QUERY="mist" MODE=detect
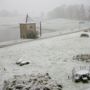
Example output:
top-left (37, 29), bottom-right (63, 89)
top-left (0, 0), bottom-right (90, 17)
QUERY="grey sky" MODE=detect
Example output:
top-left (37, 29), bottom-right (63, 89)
top-left (0, 0), bottom-right (89, 16)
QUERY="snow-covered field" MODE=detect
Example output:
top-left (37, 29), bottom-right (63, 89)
top-left (0, 16), bottom-right (90, 42)
top-left (0, 16), bottom-right (22, 42)
top-left (0, 31), bottom-right (90, 90)
top-left (42, 19), bottom-right (90, 33)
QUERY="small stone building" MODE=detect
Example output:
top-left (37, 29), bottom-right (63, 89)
top-left (20, 23), bottom-right (36, 39)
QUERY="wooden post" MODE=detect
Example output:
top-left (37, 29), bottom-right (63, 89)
top-left (40, 21), bottom-right (42, 36)
top-left (26, 14), bottom-right (28, 23)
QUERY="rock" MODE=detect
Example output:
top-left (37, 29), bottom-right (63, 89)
top-left (15, 84), bottom-right (24, 89)
top-left (35, 88), bottom-right (41, 90)
top-left (43, 87), bottom-right (50, 90)
top-left (57, 84), bottom-right (63, 88)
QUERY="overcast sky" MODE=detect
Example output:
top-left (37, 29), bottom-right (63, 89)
top-left (0, 0), bottom-right (89, 16)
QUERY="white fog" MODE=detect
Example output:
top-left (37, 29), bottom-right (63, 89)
top-left (0, 0), bottom-right (90, 90)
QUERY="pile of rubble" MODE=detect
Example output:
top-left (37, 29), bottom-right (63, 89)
top-left (3, 73), bottom-right (63, 90)
top-left (73, 54), bottom-right (90, 62)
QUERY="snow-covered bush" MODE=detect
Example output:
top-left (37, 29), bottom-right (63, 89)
top-left (3, 73), bottom-right (63, 90)
top-left (73, 54), bottom-right (90, 62)
top-left (27, 30), bottom-right (39, 39)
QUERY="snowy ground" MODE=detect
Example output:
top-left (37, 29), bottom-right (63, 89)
top-left (0, 31), bottom-right (90, 90)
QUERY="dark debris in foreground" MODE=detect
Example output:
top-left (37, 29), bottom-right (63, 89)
top-left (3, 73), bottom-right (63, 90)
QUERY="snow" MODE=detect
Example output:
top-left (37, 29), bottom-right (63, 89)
top-left (76, 70), bottom-right (89, 75)
top-left (0, 31), bottom-right (90, 90)
top-left (85, 88), bottom-right (90, 90)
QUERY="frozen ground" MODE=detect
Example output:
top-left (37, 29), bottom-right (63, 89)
top-left (0, 31), bottom-right (90, 90)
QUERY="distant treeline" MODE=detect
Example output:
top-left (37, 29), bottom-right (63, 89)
top-left (47, 5), bottom-right (90, 20)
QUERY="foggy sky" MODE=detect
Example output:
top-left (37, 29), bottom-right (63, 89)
top-left (0, 0), bottom-right (89, 16)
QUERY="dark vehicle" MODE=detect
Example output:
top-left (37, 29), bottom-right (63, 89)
top-left (80, 33), bottom-right (89, 37)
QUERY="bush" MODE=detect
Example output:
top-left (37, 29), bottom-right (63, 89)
top-left (27, 30), bottom-right (39, 39)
